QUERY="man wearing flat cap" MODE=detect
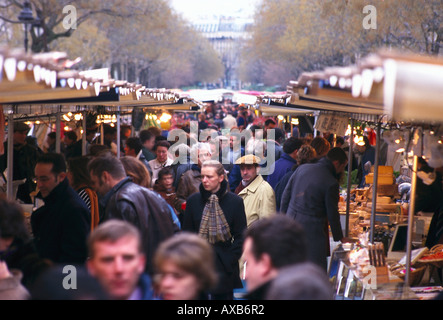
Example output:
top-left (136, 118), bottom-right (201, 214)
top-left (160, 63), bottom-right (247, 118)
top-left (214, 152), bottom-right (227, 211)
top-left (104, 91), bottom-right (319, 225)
top-left (234, 154), bottom-right (276, 227)
top-left (0, 122), bottom-right (43, 203)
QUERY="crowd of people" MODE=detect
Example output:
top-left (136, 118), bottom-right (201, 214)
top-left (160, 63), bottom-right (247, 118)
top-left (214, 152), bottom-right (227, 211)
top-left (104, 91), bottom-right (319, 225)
top-left (3, 100), bottom-right (440, 301)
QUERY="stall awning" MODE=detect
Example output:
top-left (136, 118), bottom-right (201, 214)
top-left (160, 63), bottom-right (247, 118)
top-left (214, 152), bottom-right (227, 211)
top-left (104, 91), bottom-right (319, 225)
top-left (0, 47), bottom-right (194, 113)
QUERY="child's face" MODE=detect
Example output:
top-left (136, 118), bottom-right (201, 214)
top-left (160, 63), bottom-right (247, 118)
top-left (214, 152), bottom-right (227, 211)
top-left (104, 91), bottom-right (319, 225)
top-left (160, 174), bottom-right (174, 189)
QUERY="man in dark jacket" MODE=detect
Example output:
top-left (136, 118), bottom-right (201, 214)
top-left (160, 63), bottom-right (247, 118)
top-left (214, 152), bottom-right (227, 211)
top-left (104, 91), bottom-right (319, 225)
top-left (0, 122), bottom-right (43, 204)
top-left (88, 154), bottom-right (177, 275)
top-left (242, 215), bottom-right (308, 300)
top-left (31, 153), bottom-right (90, 265)
top-left (266, 137), bottom-right (303, 190)
top-left (281, 147), bottom-right (351, 271)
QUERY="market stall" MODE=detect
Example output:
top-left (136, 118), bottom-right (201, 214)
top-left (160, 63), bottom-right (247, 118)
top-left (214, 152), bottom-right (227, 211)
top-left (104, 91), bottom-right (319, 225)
top-left (262, 50), bottom-right (443, 299)
top-left (0, 47), bottom-right (202, 202)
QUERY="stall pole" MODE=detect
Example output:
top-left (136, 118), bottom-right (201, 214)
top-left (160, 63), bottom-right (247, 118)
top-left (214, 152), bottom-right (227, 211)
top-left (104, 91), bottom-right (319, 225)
top-left (314, 115), bottom-right (318, 137)
top-left (116, 106), bottom-right (121, 158)
top-left (6, 114), bottom-right (14, 200)
top-left (82, 110), bottom-right (87, 155)
top-left (100, 122), bottom-right (104, 145)
top-left (370, 121), bottom-right (381, 244)
top-left (405, 154), bottom-right (419, 287)
top-left (345, 118), bottom-right (355, 237)
top-left (55, 109), bottom-right (61, 154)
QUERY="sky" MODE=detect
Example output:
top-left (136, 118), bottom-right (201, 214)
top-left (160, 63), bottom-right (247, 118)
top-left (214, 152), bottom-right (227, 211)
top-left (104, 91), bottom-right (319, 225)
top-left (169, 0), bottom-right (262, 20)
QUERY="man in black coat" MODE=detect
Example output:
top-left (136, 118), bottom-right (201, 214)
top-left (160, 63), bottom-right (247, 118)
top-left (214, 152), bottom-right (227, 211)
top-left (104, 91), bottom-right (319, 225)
top-left (31, 153), bottom-right (90, 265)
top-left (182, 160), bottom-right (247, 300)
top-left (0, 122), bottom-right (43, 204)
top-left (242, 215), bottom-right (308, 300)
top-left (281, 147), bottom-right (351, 271)
top-left (87, 154), bottom-right (178, 275)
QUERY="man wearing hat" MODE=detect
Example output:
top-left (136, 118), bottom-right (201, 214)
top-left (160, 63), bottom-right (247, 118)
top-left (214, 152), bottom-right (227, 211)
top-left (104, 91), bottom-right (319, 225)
top-left (234, 154), bottom-right (276, 227)
top-left (0, 122), bottom-right (42, 203)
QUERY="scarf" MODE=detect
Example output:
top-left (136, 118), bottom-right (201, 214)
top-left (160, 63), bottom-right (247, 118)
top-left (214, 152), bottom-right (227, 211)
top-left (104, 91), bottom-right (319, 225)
top-left (198, 193), bottom-right (232, 244)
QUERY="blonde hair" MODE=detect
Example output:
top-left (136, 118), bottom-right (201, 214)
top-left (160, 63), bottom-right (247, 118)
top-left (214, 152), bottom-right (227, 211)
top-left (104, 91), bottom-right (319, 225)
top-left (201, 160), bottom-right (225, 177)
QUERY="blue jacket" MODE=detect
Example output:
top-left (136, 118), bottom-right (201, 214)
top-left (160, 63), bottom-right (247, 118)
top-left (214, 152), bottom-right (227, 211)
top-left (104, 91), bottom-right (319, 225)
top-left (137, 273), bottom-right (154, 300)
top-left (266, 153), bottom-right (298, 190)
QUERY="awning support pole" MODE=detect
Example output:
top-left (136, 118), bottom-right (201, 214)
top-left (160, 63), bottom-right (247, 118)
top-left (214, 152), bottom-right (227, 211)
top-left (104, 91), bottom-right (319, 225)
top-left (405, 154), bottom-right (419, 287)
top-left (345, 118), bottom-right (354, 237)
top-left (370, 121), bottom-right (381, 244)
top-left (6, 113), bottom-right (14, 200)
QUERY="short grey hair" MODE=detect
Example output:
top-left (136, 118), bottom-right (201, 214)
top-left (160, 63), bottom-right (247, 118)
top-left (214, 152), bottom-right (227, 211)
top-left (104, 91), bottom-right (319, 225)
top-left (190, 142), bottom-right (212, 164)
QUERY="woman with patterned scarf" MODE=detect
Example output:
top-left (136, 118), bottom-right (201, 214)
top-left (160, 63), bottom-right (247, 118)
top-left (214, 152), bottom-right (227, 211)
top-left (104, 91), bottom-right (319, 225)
top-left (183, 160), bottom-right (247, 300)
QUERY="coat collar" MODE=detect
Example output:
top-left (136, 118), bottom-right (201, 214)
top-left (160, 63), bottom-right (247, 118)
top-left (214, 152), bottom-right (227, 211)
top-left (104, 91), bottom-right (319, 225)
top-left (100, 177), bottom-right (132, 208)
top-left (318, 157), bottom-right (339, 179)
top-left (281, 152), bottom-right (297, 164)
top-left (37, 177), bottom-right (69, 203)
top-left (237, 175), bottom-right (264, 195)
top-left (151, 158), bottom-right (172, 170)
top-left (199, 179), bottom-right (228, 201)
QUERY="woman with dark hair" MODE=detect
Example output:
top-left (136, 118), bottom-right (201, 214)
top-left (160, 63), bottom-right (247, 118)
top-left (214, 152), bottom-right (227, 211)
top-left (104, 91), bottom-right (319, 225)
top-left (148, 140), bottom-right (173, 185)
top-left (0, 197), bottom-right (51, 291)
top-left (310, 136), bottom-right (331, 159)
top-left (67, 156), bottom-right (100, 230)
top-left (183, 160), bottom-right (247, 300)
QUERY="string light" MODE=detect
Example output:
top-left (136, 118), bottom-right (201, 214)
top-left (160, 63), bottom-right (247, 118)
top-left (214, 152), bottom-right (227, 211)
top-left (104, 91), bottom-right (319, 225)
top-left (159, 112), bottom-right (172, 123)
top-left (96, 114), bottom-right (117, 124)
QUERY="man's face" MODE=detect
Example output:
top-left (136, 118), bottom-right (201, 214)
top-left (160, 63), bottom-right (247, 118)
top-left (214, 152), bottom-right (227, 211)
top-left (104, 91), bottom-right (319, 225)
top-left (145, 137), bottom-right (155, 151)
top-left (63, 136), bottom-right (74, 146)
top-left (0, 237), bottom-right (13, 252)
top-left (201, 166), bottom-right (224, 193)
top-left (47, 136), bottom-right (55, 146)
top-left (242, 237), bottom-right (268, 292)
top-left (356, 144), bottom-right (366, 155)
top-left (334, 160), bottom-right (348, 175)
top-left (87, 236), bottom-right (146, 300)
top-left (265, 122), bottom-right (276, 130)
top-left (240, 164), bottom-right (258, 184)
top-left (197, 149), bottom-right (211, 167)
top-left (156, 146), bottom-right (169, 163)
top-left (230, 136), bottom-right (239, 149)
top-left (34, 163), bottom-right (64, 198)
top-left (90, 172), bottom-right (112, 197)
top-left (159, 174), bottom-right (173, 190)
top-left (13, 130), bottom-right (28, 145)
top-left (124, 145), bottom-right (136, 157)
